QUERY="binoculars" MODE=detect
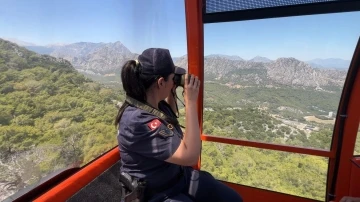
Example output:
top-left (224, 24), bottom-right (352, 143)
top-left (173, 74), bottom-right (191, 87)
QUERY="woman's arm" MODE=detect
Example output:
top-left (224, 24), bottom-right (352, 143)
top-left (165, 74), bottom-right (201, 166)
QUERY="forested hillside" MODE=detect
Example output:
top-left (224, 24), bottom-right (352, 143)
top-left (0, 39), bottom-right (124, 199)
top-left (176, 106), bottom-right (333, 200)
top-left (177, 84), bottom-right (359, 201)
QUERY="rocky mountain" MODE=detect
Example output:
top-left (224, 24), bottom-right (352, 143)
top-left (206, 54), bottom-right (244, 61)
top-left (174, 55), bottom-right (188, 70)
top-left (47, 41), bottom-right (137, 74)
top-left (267, 58), bottom-right (345, 87)
top-left (249, 56), bottom-right (272, 63)
top-left (19, 41), bottom-right (137, 74)
top-left (175, 55), bottom-right (347, 88)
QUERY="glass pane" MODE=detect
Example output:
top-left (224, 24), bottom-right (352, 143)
top-left (201, 141), bottom-right (328, 201)
top-left (0, 0), bottom-right (187, 200)
top-left (202, 12), bottom-right (359, 150)
top-left (354, 122), bottom-right (360, 155)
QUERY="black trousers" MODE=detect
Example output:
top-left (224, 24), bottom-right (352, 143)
top-left (149, 167), bottom-right (243, 202)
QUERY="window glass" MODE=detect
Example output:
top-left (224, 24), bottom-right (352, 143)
top-left (354, 122), bottom-right (360, 155)
top-left (201, 11), bottom-right (360, 201)
top-left (203, 12), bottom-right (359, 150)
top-left (201, 142), bottom-right (328, 201)
top-left (0, 0), bottom-right (188, 200)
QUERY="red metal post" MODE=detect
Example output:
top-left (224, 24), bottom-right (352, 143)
top-left (184, 0), bottom-right (204, 169)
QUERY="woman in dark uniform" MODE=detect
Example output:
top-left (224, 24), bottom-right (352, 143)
top-left (115, 48), bottom-right (243, 202)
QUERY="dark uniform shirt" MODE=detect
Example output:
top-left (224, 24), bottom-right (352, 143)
top-left (117, 100), bottom-right (183, 189)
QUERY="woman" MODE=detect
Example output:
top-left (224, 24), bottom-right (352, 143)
top-left (115, 48), bottom-right (243, 202)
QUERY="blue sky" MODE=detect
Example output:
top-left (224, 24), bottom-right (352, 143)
top-left (0, 0), bottom-right (359, 60)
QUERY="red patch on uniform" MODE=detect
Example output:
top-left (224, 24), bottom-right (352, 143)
top-left (147, 119), bottom-right (161, 130)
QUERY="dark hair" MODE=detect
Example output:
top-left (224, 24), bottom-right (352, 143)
top-left (114, 60), bottom-right (171, 127)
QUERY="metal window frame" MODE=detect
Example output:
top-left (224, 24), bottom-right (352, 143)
top-left (185, 0), bottom-right (360, 202)
top-left (203, 0), bottom-right (360, 23)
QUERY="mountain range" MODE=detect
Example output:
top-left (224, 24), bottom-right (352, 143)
top-left (2, 38), bottom-right (349, 89)
top-left (174, 55), bottom-right (347, 88)
top-left (306, 58), bottom-right (351, 70)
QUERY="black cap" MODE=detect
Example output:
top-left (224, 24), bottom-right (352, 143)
top-left (138, 48), bottom-right (186, 75)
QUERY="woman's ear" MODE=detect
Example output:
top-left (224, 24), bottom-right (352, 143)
top-left (157, 77), bottom-right (165, 88)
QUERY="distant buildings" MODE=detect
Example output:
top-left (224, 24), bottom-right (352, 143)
top-left (328, 112), bottom-right (333, 118)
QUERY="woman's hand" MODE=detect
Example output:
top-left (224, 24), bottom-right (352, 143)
top-left (165, 74), bottom-right (201, 166)
top-left (184, 74), bottom-right (200, 104)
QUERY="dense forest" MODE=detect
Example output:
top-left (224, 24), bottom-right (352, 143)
top-left (0, 38), bottom-right (359, 201)
top-left (0, 39), bottom-right (123, 199)
top-left (195, 108), bottom-right (330, 200)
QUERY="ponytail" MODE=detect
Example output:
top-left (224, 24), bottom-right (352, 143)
top-left (121, 60), bottom-right (145, 102)
top-left (115, 60), bottom-right (141, 127)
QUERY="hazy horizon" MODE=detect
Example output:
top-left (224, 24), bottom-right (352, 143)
top-left (0, 37), bottom-right (354, 64)
top-left (1, 0), bottom-right (359, 61)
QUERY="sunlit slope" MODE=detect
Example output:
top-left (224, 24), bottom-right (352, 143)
top-left (177, 78), bottom-right (346, 201)
top-left (0, 38), bottom-right (123, 199)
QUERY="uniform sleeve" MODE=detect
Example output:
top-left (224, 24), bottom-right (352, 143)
top-left (121, 117), bottom-right (181, 161)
